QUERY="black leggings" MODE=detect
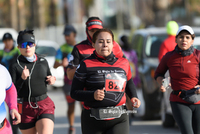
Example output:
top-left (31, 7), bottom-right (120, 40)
top-left (81, 109), bottom-right (129, 134)
top-left (9, 115), bottom-right (20, 134)
top-left (170, 102), bottom-right (200, 134)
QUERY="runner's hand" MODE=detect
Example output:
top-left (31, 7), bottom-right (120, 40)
top-left (160, 85), bottom-right (166, 92)
top-left (62, 57), bottom-right (69, 67)
top-left (131, 97), bottom-right (141, 108)
top-left (94, 88), bottom-right (105, 101)
top-left (194, 85), bottom-right (200, 94)
top-left (46, 76), bottom-right (56, 85)
top-left (21, 65), bottom-right (29, 80)
top-left (10, 109), bottom-right (21, 125)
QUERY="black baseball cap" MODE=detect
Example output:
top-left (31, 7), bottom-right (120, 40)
top-left (17, 29), bottom-right (35, 44)
top-left (63, 24), bottom-right (76, 35)
top-left (2, 33), bottom-right (13, 41)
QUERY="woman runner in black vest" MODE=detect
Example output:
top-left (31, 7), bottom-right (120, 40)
top-left (71, 28), bottom-right (141, 134)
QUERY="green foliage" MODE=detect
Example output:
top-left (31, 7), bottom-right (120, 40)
top-left (83, 0), bottom-right (94, 16)
top-left (187, 0), bottom-right (200, 15)
top-left (0, 0), bottom-right (10, 27)
top-left (83, 0), bottom-right (94, 8)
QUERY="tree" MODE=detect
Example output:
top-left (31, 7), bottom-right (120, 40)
top-left (10, 0), bottom-right (18, 30)
top-left (152, 0), bottom-right (168, 27)
top-left (18, 0), bottom-right (26, 30)
top-left (0, 0), bottom-right (11, 27)
top-left (63, 0), bottom-right (68, 23)
top-left (83, 0), bottom-right (94, 17)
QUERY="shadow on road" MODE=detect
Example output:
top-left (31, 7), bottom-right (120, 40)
top-left (54, 116), bottom-right (82, 134)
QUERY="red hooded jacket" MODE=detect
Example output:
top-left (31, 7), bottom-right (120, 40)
top-left (158, 35), bottom-right (177, 62)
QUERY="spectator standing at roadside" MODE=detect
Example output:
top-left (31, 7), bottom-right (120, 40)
top-left (119, 35), bottom-right (141, 114)
top-left (158, 21), bottom-right (179, 61)
top-left (0, 33), bottom-right (20, 69)
top-left (0, 32), bottom-right (21, 134)
top-left (67, 16), bottom-right (124, 80)
top-left (53, 24), bottom-right (77, 134)
top-left (119, 35), bottom-right (140, 87)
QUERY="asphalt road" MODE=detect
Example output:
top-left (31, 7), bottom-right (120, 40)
top-left (47, 87), bottom-right (181, 134)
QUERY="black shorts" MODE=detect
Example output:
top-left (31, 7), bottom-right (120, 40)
top-left (81, 109), bottom-right (129, 134)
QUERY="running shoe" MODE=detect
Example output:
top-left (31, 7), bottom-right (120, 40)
top-left (68, 126), bottom-right (75, 134)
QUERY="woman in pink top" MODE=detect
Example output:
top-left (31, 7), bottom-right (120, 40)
top-left (0, 64), bottom-right (20, 134)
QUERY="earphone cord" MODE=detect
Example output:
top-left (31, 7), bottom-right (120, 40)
top-left (28, 61), bottom-right (37, 108)
top-left (17, 57), bottom-right (38, 108)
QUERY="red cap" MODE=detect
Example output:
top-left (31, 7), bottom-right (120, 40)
top-left (86, 19), bottom-right (103, 30)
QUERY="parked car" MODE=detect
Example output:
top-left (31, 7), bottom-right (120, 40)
top-left (131, 27), bottom-right (200, 126)
top-left (131, 27), bottom-right (167, 121)
top-left (0, 28), bottom-right (18, 50)
top-left (35, 40), bottom-right (64, 89)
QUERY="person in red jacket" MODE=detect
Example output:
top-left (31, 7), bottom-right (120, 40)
top-left (67, 16), bottom-right (124, 80)
top-left (158, 21), bottom-right (179, 61)
top-left (155, 25), bottom-right (200, 134)
top-left (158, 20), bottom-right (179, 127)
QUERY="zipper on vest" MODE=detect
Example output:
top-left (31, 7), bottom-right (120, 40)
top-left (181, 57), bottom-right (184, 71)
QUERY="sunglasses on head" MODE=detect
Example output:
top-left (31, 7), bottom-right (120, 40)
top-left (19, 42), bottom-right (35, 48)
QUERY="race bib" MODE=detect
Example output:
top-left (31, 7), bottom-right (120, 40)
top-left (105, 73), bottom-right (127, 92)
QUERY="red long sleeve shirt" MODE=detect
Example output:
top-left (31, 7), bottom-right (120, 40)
top-left (155, 49), bottom-right (200, 104)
